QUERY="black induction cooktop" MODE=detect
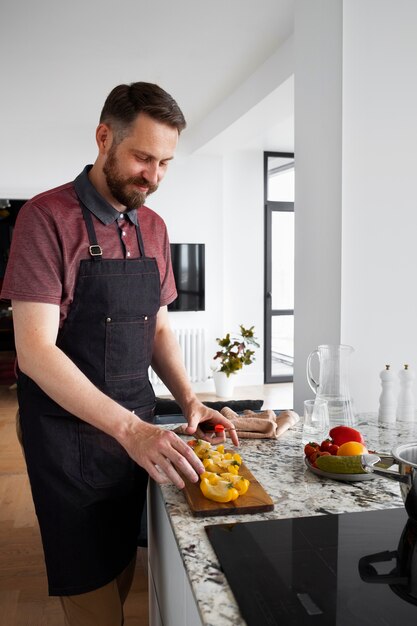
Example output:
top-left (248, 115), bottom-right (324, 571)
top-left (205, 507), bottom-right (417, 626)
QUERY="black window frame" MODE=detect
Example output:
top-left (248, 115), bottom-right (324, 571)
top-left (264, 151), bottom-right (295, 383)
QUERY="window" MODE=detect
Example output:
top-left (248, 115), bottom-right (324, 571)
top-left (264, 152), bottom-right (294, 382)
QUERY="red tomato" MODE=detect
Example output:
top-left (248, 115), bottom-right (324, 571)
top-left (329, 443), bottom-right (339, 455)
top-left (187, 439), bottom-right (197, 447)
top-left (304, 442), bottom-right (319, 458)
top-left (309, 450), bottom-right (330, 467)
top-left (320, 439), bottom-right (333, 452)
top-left (308, 450), bottom-right (324, 464)
top-left (329, 426), bottom-right (365, 446)
top-left (308, 451), bottom-right (318, 463)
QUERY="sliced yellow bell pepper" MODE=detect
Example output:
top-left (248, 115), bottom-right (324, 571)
top-left (204, 457), bottom-right (242, 474)
top-left (193, 440), bottom-right (212, 459)
top-left (220, 472), bottom-right (250, 496)
top-left (226, 459), bottom-right (241, 474)
top-left (200, 477), bottom-right (239, 503)
top-left (202, 458), bottom-right (225, 473)
top-left (222, 452), bottom-right (242, 464)
top-left (205, 450), bottom-right (224, 461)
top-left (200, 471), bottom-right (219, 483)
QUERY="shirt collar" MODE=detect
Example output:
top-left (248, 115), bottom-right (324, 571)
top-left (73, 165), bottom-right (138, 226)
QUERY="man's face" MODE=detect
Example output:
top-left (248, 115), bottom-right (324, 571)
top-left (103, 112), bottom-right (179, 210)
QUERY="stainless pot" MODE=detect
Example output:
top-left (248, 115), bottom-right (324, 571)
top-left (362, 443), bottom-right (417, 520)
top-left (359, 515), bottom-right (417, 605)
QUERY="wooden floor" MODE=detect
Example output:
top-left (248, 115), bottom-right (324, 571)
top-left (0, 381), bottom-right (292, 625)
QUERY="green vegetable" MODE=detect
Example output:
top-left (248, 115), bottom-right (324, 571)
top-left (315, 455), bottom-right (367, 474)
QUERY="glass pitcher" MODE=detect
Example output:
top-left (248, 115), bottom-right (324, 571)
top-left (306, 344), bottom-right (356, 427)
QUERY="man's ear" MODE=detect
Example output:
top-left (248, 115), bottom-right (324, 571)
top-left (96, 123), bottom-right (113, 154)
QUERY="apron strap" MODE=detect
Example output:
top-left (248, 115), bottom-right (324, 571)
top-left (135, 221), bottom-right (146, 258)
top-left (80, 200), bottom-right (147, 260)
top-left (81, 204), bottom-right (103, 261)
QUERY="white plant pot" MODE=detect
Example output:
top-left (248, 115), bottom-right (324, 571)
top-left (213, 371), bottom-right (236, 398)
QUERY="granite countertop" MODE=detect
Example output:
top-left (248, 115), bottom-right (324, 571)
top-left (157, 415), bottom-right (417, 626)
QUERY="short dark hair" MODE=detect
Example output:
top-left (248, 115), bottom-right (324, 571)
top-left (99, 82), bottom-right (186, 143)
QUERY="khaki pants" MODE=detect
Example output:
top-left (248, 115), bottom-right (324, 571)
top-left (59, 556), bottom-right (137, 626)
top-left (16, 411), bottom-right (137, 625)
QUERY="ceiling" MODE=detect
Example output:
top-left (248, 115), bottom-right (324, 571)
top-left (2, 0), bottom-right (294, 156)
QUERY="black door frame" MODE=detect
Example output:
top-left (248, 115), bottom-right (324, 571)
top-left (264, 151), bottom-right (294, 383)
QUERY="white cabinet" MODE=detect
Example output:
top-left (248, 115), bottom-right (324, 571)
top-left (148, 481), bottom-right (203, 626)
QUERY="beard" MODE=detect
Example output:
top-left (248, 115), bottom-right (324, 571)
top-left (103, 147), bottom-right (158, 210)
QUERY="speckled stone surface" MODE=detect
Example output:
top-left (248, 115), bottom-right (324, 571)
top-left (157, 414), bottom-right (417, 626)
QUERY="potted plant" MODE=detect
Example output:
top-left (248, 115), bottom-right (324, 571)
top-left (212, 325), bottom-right (260, 397)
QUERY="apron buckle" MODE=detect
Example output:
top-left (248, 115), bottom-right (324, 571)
top-left (89, 245), bottom-right (103, 257)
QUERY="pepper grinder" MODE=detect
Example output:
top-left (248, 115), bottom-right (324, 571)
top-left (378, 364), bottom-right (396, 423)
top-left (397, 364), bottom-right (415, 422)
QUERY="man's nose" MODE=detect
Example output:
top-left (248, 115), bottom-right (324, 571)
top-left (143, 162), bottom-right (159, 186)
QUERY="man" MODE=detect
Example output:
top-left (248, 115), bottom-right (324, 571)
top-left (1, 82), bottom-right (238, 625)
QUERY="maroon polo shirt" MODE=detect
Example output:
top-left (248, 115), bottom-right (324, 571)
top-left (1, 165), bottom-right (177, 326)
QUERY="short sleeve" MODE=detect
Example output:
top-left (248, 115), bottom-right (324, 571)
top-left (138, 206), bottom-right (177, 308)
top-left (0, 202), bottom-right (63, 304)
top-left (159, 228), bottom-right (177, 307)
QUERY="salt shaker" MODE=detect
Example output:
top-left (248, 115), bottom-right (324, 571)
top-left (397, 364), bottom-right (415, 422)
top-left (378, 364), bottom-right (396, 423)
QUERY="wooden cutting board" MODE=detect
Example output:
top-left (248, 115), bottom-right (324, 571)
top-left (182, 458), bottom-right (274, 517)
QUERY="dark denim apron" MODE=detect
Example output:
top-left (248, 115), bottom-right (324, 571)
top-left (17, 201), bottom-right (160, 596)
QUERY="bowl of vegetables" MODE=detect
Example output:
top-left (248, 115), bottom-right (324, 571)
top-left (304, 426), bottom-right (417, 520)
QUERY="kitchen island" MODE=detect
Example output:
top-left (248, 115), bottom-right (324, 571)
top-left (147, 416), bottom-right (417, 626)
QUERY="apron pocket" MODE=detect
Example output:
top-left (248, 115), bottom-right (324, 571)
top-left (79, 422), bottom-right (135, 489)
top-left (105, 315), bottom-right (155, 381)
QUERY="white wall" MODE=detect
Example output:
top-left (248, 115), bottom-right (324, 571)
top-left (293, 0), bottom-right (343, 413)
top-left (341, 0), bottom-right (417, 412)
top-left (222, 150), bottom-right (265, 385)
top-left (0, 125), bottom-right (97, 198)
top-left (148, 153), bottom-right (225, 392)
top-left (294, 0), bottom-right (417, 415)
top-left (151, 149), bottom-right (265, 392)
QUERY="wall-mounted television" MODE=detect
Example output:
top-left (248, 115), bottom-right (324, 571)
top-left (168, 243), bottom-right (205, 312)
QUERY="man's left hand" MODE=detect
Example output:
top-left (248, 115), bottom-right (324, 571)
top-left (181, 401), bottom-right (239, 447)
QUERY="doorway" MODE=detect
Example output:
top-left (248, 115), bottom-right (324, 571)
top-left (264, 152), bottom-right (294, 383)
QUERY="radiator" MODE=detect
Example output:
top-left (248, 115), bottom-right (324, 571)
top-left (149, 328), bottom-right (207, 385)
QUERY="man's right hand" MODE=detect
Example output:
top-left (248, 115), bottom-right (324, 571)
top-left (119, 419), bottom-right (205, 490)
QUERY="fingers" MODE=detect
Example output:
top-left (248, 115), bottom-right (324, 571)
top-left (184, 417), bottom-right (198, 436)
top-left (125, 421), bottom-right (209, 489)
top-left (154, 459), bottom-right (185, 489)
top-left (228, 426), bottom-right (239, 447)
top-left (206, 417), bottom-right (240, 448)
top-left (140, 430), bottom-right (205, 489)
top-left (185, 411), bottom-right (240, 447)
top-left (208, 429), bottom-right (227, 444)
top-left (146, 461), bottom-right (183, 488)
top-left (193, 425), bottom-right (226, 444)
top-left (174, 442), bottom-right (205, 481)
top-left (153, 464), bottom-right (174, 484)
